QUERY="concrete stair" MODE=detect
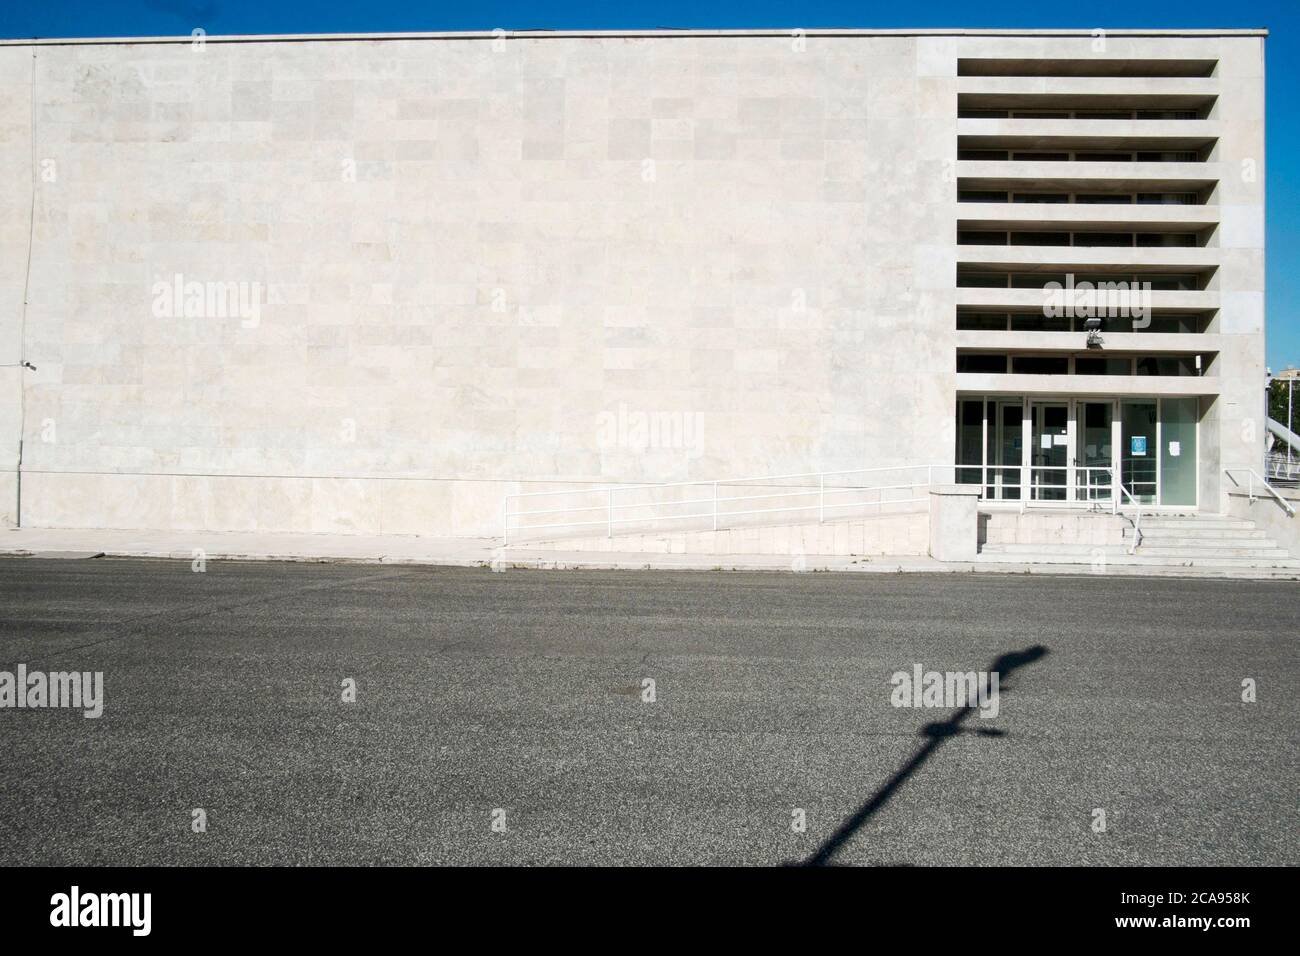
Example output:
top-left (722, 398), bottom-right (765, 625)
top-left (978, 512), bottom-right (1300, 578)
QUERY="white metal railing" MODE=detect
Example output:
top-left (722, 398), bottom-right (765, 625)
top-left (503, 464), bottom-right (950, 542)
top-left (504, 461), bottom-right (1156, 545)
top-left (1225, 466), bottom-right (1297, 517)
top-left (957, 464), bottom-right (1151, 505)
top-left (1264, 453), bottom-right (1300, 486)
top-left (935, 463), bottom-right (1146, 511)
top-left (1115, 481), bottom-right (1144, 553)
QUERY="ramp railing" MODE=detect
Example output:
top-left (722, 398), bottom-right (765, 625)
top-left (1225, 466), bottom-right (1297, 517)
top-left (503, 464), bottom-right (952, 543)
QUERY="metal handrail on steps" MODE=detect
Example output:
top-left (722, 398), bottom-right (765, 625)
top-left (1115, 480), bottom-right (1144, 554)
top-left (1225, 466), bottom-right (1297, 517)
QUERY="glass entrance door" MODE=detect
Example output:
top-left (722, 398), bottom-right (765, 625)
top-left (1030, 402), bottom-right (1069, 501)
top-left (1121, 401), bottom-right (1158, 504)
top-left (1159, 397), bottom-right (1198, 506)
top-left (988, 399), bottom-right (1024, 500)
top-left (955, 396), bottom-right (1197, 508)
top-left (1077, 401), bottom-right (1115, 503)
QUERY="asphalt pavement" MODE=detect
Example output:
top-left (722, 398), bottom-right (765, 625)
top-left (0, 557), bottom-right (1295, 865)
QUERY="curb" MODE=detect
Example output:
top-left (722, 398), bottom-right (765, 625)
top-left (4, 547), bottom-right (1295, 580)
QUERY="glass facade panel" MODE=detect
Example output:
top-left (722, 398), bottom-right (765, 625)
top-left (957, 353), bottom-right (1008, 373)
top-left (1010, 314), bottom-right (1071, 332)
top-left (1031, 403), bottom-right (1069, 500)
top-left (1078, 402), bottom-right (1114, 501)
top-left (1121, 401), bottom-right (1158, 503)
top-left (1075, 357), bottom-right (1132, 375)
top-left (954, 397), bottom-right (1197, 508)
top-left (1011, 355), bottom-right (1069, 374)
top-left (1160, 397), bottom-right (1198, 506)
top-left (988, 401), bottom-right (1024, 500)
top-left (957, 312), bottom-right (1010, 331)
top-left (956, 399), bottom-right (984, 485)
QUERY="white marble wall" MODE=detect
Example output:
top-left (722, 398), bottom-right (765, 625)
top-left (0, 45), bottom-right (31, 526)
top-left (0, 32), bottom-right (1266, 534)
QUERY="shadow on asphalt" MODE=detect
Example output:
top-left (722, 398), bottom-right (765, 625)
top-left (802, 644), bottom-right (1050, 867)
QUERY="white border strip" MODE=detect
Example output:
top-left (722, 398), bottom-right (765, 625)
top-left (0, 27), bottom-right (1270, 47)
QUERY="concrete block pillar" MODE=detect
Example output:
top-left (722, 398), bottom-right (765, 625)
top-left (928, 485), bottom-right (980, 562)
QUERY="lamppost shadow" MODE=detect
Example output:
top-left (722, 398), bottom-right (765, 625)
top-left (801, 644), bottom-right (1050, 867)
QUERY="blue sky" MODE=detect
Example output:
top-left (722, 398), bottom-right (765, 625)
top-left (2, 1), bottom-right (1294, 370)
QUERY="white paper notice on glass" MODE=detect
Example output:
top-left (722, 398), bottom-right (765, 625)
top-left (1169, 441), bottom-right (1181, 457)
top-left (1041, 434), bottom-right (1053, 449)
top-left (1053, 434), bottom-right (1069, 446)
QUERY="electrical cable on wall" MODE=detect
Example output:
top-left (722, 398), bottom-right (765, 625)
top-left (12, 49), bottom-right (37, 528)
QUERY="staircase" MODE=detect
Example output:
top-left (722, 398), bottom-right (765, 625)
top-left (978, 512), bottom-right (1300, 578)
